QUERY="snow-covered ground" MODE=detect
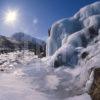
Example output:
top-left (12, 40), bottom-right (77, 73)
top-left (0, 51), bottom-right (91, 100)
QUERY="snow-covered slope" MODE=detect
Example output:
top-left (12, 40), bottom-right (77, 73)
top-left (12, 32), bottom-right (46, 47)
top-left (12, 32), bottom-right (46, 56)
top-left (0, 33), bottom-right (46, 57)
top-left (0, 35), bottom-right (17, 49)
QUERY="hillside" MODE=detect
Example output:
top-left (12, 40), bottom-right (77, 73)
top-left (0, 33), bottom-right (46, 57)
top-left (12, 32), bottom-right (46, 56)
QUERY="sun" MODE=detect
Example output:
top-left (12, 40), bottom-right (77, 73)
top-left (4, 10), bottom-right (18, 24)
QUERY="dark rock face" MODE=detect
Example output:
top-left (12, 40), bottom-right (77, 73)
top-left (89, 68), bottom-right (100, 100)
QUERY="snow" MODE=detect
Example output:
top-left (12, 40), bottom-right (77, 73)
top-left (49, 44), bottom-right (78, 67)
top-left (0, 51), bottom-right (92, 100)
top-left (46, 1), bottom-right (100, 69)
top-left (74, 1), bottom-right (100, 21)
top-left (46, 18), bottom-right (81, 56)
top-left (48, 25), bottom-right (99, 68)
top-left (45, 75), bottom-right (60, 89)
top-left (46, 1), bottom-right (100, 56)
top-left (83, 15), bottom-right (100, 28)
top-left (3, 28), bottom-right (100, 99)
top-left (85, 71), bottom-right (94, 91)
top-left (0, 51), bottom-right (52, 100)
top-left (66, 93), bottom-right (91, 100)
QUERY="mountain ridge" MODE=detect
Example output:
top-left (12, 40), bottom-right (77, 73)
top-left (0, 33), bottom-right (46, 57)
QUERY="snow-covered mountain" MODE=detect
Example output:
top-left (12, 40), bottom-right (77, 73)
top-left (12, 32), bottom-right (45, 46)
top-left (12, 32), bottom-right (46, 56)
top-left (0, 35), bottom-right (18, 50)
top-left (0, 33), bottom-right (46, 57)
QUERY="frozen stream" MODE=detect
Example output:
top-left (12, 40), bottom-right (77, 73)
top-left (0, 51), bottom-right (91, 100)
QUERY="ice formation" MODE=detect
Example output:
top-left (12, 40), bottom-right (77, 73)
top-left (47, 1), bottom-right (100, 68)
top-left (47, 1), bottom-right (100, 57)
top-left (45, 2), bottom-right (100, 99)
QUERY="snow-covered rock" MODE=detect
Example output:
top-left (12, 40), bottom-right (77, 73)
top-left (47, 1), bottom-right (100, 57)
top-left (47, 1), bottom-right (100, 69)
top-left (74, 1), bottom-right (100, 22)
top-left (66, 93), bottom-right (91, 100)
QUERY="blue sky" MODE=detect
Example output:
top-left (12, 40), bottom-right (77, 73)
top-left (0, 0), bottom-right (99, 40)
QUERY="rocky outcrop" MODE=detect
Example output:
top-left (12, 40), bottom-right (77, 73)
top-left (89, 68), bottom-right (100, 100)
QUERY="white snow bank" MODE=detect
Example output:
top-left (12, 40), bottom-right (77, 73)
top-left (66, 93), bottom-right (91, 100)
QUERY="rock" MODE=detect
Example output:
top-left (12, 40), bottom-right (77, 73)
top-left (89, 68), bottom-right (100, 100)
top-left (38, 52), bottom-right (46, 58)
top-left (0, 69), bottom-right (4, 72)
